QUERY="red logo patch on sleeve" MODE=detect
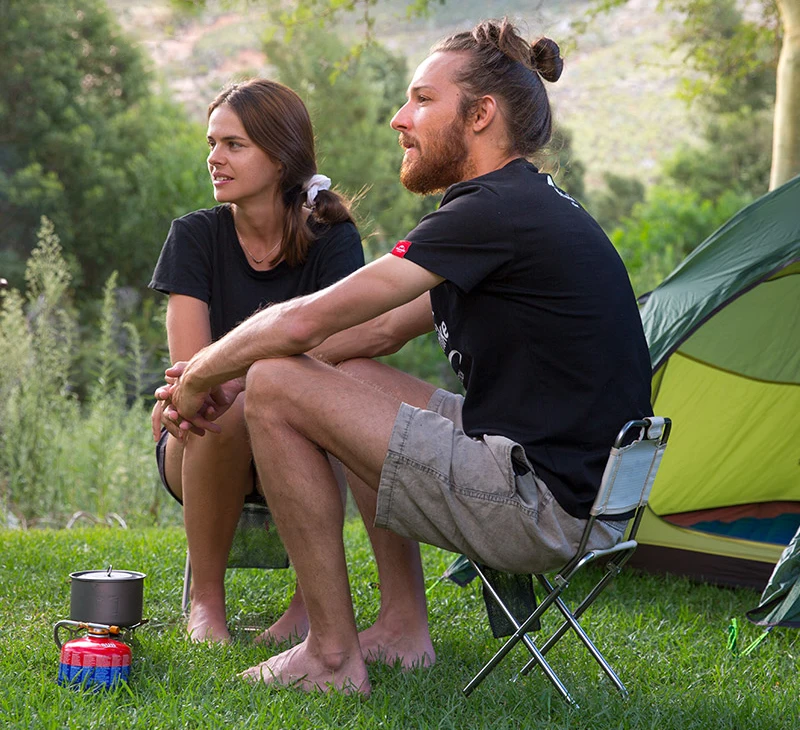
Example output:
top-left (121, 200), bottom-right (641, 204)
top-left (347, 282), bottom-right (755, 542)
top-left (391, 240), bottom-right (412, 258)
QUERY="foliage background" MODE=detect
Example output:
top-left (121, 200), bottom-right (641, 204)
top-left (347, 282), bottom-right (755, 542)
top-left (0, 0), bottom-right (780, 524)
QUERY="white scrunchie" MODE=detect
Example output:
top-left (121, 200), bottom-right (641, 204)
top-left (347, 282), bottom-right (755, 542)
top-left (303, 174), bottom-right (331, 206)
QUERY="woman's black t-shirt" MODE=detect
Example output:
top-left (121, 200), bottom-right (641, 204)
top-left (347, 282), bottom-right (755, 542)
top-left (149, 205), bottom-right (364, 341)
top-left (392, 158), bottom-right (653, 519)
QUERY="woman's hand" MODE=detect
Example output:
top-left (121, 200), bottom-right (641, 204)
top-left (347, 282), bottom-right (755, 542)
top-left (151, 399), bottom-right (168, 441)
top-left (154, 361), bottom-right (215, 439)
top-left (154, 362), bottom-right (245, 439)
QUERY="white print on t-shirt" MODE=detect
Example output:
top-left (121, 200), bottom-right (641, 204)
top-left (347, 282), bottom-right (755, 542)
top-left (448, 349), bottom-right (466, 384)
top-left (435, 319), bottom-right (449, 351)
top-left (435, 319), bottom-right (465, 383)
top-left (546, 175), bottom-right (580, 209)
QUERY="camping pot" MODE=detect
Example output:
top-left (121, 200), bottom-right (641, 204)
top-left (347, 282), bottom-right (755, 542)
top-left (69, 566), bottom-right (145, 627)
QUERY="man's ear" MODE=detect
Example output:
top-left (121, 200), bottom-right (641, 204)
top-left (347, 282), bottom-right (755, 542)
top-left (471, 95), bottom-right (499, 133)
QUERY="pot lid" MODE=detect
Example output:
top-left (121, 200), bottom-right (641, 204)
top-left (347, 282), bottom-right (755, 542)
top-left (71, 566), bottom-right (145, 582)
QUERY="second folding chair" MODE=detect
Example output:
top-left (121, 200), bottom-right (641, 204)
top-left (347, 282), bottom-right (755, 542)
top-left (181, 498), bottom-right (289, 614)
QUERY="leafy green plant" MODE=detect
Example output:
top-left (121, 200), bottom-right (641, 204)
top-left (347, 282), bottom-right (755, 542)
top-left (610, 186), bottom-right (751, 296)
top-left (0, 218), bottom-right (178, 527)
top-left (0, 218), bottom-right (80, 522)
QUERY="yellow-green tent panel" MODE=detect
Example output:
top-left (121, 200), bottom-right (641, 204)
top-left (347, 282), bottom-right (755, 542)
top-left (651, 353), bottom-right (800, 516)
top-left (636, 510), bottom-right (785, 566)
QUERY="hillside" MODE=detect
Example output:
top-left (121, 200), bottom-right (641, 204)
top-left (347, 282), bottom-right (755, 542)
top-left (106, 0), bottom-right (698, 190)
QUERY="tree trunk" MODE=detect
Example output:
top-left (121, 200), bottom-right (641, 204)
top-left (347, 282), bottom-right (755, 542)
top-left (771, 0), bottom-right (800, 189)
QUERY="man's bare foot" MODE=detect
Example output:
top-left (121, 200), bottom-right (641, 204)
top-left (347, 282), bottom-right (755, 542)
top-left (186, 604), bottom-right (231, 644)
top-left (358, 624), bottom-right (435, 670)
top-left (239, 641), bottom-right (371, 695)
top-left (253, 595), bottom-right (309, 646)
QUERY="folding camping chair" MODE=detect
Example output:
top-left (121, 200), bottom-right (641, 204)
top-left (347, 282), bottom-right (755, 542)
top-left (181, 497), bottom-right (289, 614)
top-left (463, 416), bottom-right (671, 707)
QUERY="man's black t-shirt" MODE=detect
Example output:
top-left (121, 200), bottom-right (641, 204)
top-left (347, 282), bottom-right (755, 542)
top-left (149, 205), bottom-right (364, 341)
top-left (393, 158), bottom-right (652, 519)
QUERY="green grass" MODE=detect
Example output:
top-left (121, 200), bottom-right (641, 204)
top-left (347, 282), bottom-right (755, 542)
top-left (1, 523), bottom-right (797, 729)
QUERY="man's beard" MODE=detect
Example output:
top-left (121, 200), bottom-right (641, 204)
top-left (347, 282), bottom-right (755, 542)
top-left (399, 116), bottom-right (473, 195)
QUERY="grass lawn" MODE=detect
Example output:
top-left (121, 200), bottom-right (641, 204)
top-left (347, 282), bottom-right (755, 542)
top-left (0, 522), bottom-right (796, 729)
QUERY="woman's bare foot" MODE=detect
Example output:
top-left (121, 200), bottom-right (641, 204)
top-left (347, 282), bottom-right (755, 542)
top-left (253, 590), bottom-right (309, 645)
top-left (239, 640), bottom-right (371, 695)
top-left (186, 602), bottom-right (231, 644)
top-left (358, 623), bottom-right (435, 670)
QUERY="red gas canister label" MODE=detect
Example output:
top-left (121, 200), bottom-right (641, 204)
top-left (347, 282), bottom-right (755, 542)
top-left (58, 635), bottom-right (131, 689)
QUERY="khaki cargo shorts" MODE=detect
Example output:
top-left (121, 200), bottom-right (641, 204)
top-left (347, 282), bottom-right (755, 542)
top-left (375, 389), bottom-right (627, 574)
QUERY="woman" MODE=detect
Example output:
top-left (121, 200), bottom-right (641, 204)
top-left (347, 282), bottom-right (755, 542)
top-left (149, 78), bottom-right (364, 643)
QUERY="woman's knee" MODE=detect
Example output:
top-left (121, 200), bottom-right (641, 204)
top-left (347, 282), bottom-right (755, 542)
top-left (188, 391), bottom-right (248, 454)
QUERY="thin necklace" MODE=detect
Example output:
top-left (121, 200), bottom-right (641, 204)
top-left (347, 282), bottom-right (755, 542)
top-left (235, 228), bottom-right (281, 264)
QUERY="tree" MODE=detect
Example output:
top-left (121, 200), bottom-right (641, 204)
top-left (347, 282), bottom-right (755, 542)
top-left (0, 0), bottom-right (212, 296)
top-left (610, 186), bottom-right (749, 296)
top-left (538, 126), bottom-right (588, 202)
top-left (772, 0), bottom-right (800, 187)
top-left (264, 25), bottom-right (438, 258)
top-left (590, 172), bottom-right (645, 234)
top-left (602, 3), bottom-right (774, 291)
top-left (584, 0), bottom-right (798, 189)
top-left (664, 107), bottom-right (774, 201)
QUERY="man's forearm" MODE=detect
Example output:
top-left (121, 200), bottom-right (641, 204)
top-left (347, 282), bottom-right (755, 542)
top-left (181, 297), bottom-right (318, 394)
top-left (312, 292), bottom-right (434, 365)
top-left (308, 293), bottom-right (433, 365)
top-left (177, 260), bottom-right (439, 409)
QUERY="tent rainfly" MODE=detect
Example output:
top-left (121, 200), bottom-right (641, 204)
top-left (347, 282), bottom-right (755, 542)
top-left (629, 174), bottom-right (800, 589)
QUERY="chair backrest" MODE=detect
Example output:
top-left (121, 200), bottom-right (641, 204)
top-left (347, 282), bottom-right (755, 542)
top-left (591, 417), bottom-right (671, 532)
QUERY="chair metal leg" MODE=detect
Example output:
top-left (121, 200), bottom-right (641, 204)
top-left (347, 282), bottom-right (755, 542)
top-left (534, 572), bottom-right (614, 657)
top-left (517, 572), bottom-right (629, 698)
top-left (542, 592), bottom-right (627, 697)
top-left (463, 620), bottom-right (576, 705)
top-left (463, 562), bottom-right (578, 705)
top-left (181, 550), bottom-right (192, 616)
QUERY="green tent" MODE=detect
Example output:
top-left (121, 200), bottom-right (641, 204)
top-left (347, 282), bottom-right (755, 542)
top-left (629, 175), bottom-right (800, 589)
top-left (747, 524), bottom-right (800, 628)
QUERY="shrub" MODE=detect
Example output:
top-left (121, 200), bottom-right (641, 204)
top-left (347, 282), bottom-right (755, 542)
top-left (0, 218), bottom-right (179, 527)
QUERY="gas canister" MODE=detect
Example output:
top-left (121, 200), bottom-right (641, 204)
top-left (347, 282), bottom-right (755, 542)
top-left (55, 622), bottom-right (131, 689)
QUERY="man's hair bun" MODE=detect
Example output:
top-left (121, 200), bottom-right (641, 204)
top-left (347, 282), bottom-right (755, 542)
top-left (531, 37), bottom-right (563, 83)
top-left (432, 19), bottom-right (562, 157)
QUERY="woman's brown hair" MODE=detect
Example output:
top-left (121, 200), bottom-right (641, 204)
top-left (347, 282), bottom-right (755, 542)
top-left (209, 79), bottom-right (354, 267)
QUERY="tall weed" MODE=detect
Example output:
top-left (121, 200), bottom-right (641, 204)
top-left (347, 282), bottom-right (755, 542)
top-left (0, 218), bottom-right (178, 527)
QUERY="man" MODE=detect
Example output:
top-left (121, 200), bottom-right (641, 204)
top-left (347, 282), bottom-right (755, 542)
top-left (160, 19), bottom-right (653, 696)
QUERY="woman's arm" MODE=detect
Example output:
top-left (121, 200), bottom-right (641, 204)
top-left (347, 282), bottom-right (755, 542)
top-left (166, 293), bottom-right (213, 363)
top-left (151, 294), bottom-right (214, 440)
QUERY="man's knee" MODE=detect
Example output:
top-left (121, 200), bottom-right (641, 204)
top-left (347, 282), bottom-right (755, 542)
top-left (244, 358), bottom-right (296, 423)
top-left (244, 356), bottom-right (327, 424)
top-left (334, 357), bottom-right (376, 379)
